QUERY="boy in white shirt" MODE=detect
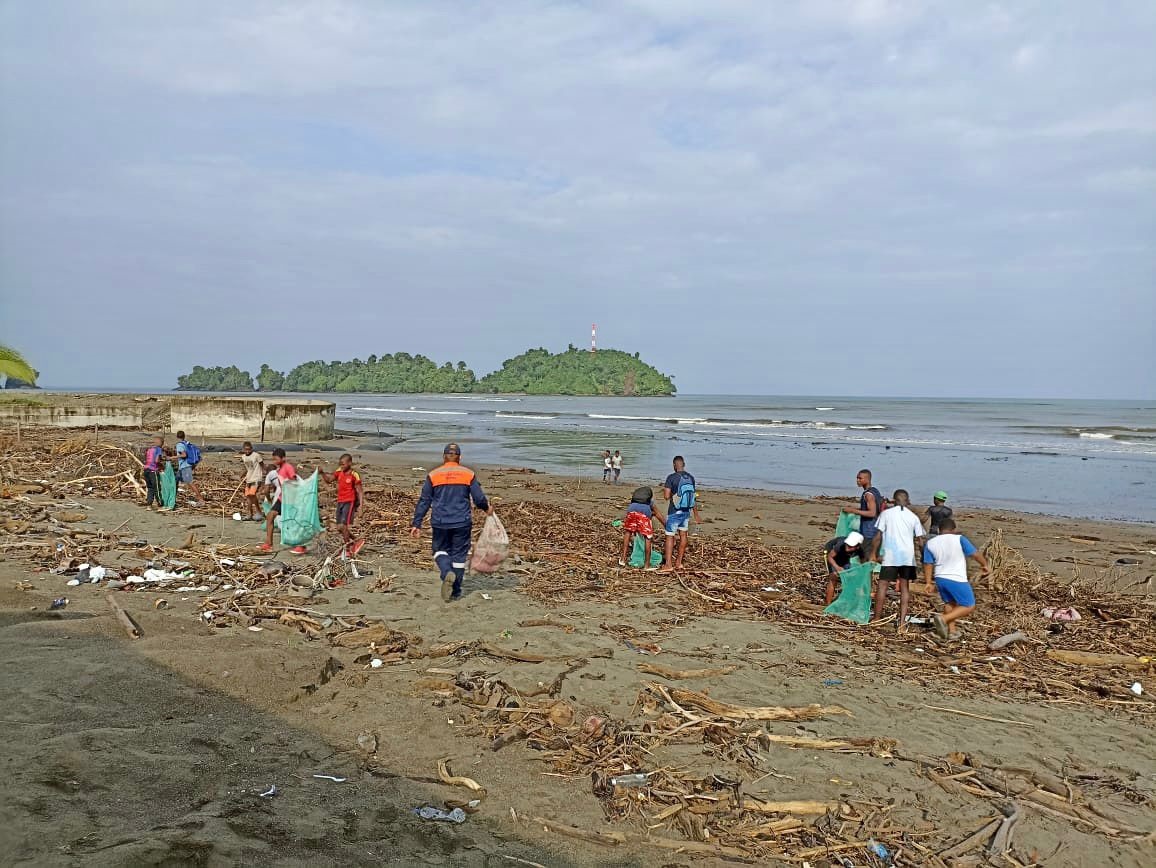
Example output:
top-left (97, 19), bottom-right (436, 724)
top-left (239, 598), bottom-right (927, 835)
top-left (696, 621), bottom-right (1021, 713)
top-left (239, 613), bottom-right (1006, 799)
top-left (871, 489), bottom-right (924, 627)
top-left (922, 517), bottom-right (990, 641)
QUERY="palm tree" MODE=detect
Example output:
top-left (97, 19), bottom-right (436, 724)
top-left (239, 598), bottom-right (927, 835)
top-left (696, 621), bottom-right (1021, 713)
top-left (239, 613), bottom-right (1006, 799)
top-left (0, 345), bottom-right (38, 386)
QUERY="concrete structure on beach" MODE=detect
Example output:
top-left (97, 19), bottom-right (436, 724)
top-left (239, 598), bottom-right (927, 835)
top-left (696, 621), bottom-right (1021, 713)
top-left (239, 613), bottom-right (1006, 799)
top-left (0, 394), bottom-right (336, 441)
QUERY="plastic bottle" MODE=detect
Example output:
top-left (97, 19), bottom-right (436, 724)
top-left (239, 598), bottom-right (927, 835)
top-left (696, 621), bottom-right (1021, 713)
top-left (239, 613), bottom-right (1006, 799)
top-left (610, 773), bottom-right (650, 787)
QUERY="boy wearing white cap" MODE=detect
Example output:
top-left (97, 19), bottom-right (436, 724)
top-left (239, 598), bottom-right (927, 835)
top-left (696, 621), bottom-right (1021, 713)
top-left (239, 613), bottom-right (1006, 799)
top-left (824, 531), bottom-right (864, 604)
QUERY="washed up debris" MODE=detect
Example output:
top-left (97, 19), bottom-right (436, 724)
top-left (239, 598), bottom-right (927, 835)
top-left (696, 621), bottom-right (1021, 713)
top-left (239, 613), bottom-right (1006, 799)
top-left (258, 785), bottom-right (277, 798)
top-left (107, 594), bottom-right (143, 639)
top-left (311, 774), bottom-right (347, 783)
top-left (357, 732), bottom-right (378, 754)
top-left (412, 806), bottom-right (466, 824)
top-left (50, 597), bottom-right (68, 610)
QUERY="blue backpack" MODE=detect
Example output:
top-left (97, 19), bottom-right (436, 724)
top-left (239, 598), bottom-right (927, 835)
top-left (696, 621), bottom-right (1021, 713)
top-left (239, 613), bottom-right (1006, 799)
top-left (674, 473), bottom-right (696, 511)
top-left (183, 442), bottom-right (202, 466)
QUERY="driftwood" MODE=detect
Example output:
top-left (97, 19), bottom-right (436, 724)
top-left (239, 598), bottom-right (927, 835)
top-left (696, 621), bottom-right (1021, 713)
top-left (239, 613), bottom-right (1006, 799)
top-left (438, 758), bottom-right (485, 795)
top-left (759, 733), bottom-right (896, 754)
top-left (1046, 649), bottom-right (1153, 670)
top-left (937, 817), bottom-right (1002, 859)
top-left (741, 796), bottom-right (836, 816)
top-left (106, 594), bottom-right (143, 639)
top-left (637, 662), bottom-right (738, 680)
top-left (654, 684), bottom-right (851, 721)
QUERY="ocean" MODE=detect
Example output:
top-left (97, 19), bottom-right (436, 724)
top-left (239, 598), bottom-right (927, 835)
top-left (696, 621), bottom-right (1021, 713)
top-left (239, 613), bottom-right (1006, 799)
top-left (330, 394), bottom-right (1156, 522)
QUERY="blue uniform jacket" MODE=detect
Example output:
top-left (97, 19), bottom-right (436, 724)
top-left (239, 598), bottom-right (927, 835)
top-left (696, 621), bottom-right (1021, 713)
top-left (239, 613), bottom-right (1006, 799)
top-left (412, 461), bottom-right (489, 530)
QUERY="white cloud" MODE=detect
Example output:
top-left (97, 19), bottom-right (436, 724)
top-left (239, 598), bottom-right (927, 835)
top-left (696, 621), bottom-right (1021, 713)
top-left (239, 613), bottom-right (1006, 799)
top-left (0, 0), bottom-right (1154, 395)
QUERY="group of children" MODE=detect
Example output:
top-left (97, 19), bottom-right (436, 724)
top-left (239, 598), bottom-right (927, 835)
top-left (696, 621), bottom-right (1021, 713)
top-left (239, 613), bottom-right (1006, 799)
top-left (825, 473), bottom-right (989, 640)
top-left (601, 450), bottom-right (624, 483)
top-left (141, 436), bottom-right (366, 558)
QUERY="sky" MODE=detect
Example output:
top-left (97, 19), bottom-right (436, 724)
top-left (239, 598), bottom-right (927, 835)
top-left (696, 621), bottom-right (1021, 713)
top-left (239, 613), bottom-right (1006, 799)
top-left (1, 1), bottom-right (1154, 398)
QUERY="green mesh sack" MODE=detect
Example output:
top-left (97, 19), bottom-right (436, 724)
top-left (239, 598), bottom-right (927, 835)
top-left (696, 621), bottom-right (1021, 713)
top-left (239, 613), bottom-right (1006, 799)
top-left (824, 562), bottom-right (874, 624)
top-left (628, 535), bottom-right (662, 568)
top-left (279, 472), bottom-right (322, 547)
top-left (835, 510), bottom-right (860, 537)
top-left (160, 462), bottom-right (177, 509)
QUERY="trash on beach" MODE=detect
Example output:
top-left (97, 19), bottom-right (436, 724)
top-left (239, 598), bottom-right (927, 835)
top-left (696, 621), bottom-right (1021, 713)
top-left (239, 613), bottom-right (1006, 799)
top-left (176, 585), bottom-right (210, 593)
top-left (153, 599), bottom-right (168, 610)
top-left (247, 625), bottom-right (263, 632)
top-left (989, 630), bottom-right (1028, 650)
top-left (470, 513), bottom-right (509, 573)
top-left (822, 678), bottom-right (844, 686)
top-left (258, 785), bottom-right (277, 798)
top-left (66, 578), bottom-right (81, 586)
top-left (50, 597), bottom-right (68, 609)
top-left (143, 568), bottom-right (186, 582)
top-left (412, 806), bottom-right (467, 824)
top-left (480, 593), bottom-right (492, 600)
top-left (311, 774), bottom-right (347, 782)
top-left (369, 658), bottom-right (384, 668)
top-left (1042, 606), bottom-right (1081, 621)
top-left (904, 615), bottom-right (929, 625)
top-left (232, 512), bottom-right (243, 521)
top-left (1130, 682), bottom-right (1143, 696)
top-left (357, 732), bottom-right (378, 754)
top-left (609, 773), bottom-right (650, 787)
top-left (89, 565), bottom-right (107, 582)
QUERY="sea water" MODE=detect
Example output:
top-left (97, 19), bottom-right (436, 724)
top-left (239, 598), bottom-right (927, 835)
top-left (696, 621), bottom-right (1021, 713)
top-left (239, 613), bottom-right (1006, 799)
top-left (331, 395), bottom-right (1156, 522)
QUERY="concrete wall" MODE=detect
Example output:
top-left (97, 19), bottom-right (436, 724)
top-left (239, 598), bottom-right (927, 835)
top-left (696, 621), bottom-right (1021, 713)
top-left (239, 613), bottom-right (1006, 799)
top-left (0, 404), bottom-right (146, 428)
top-left (170, 397), bottom-right (335, 441)
top-left (0, 396), bottom-right (335, 440)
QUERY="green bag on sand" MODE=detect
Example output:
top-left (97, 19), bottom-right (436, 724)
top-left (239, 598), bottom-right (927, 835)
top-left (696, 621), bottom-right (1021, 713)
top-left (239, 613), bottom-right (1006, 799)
top-left (279, 472), bottom-right (322, 547)
top-left (629, 535), bottom-right (663, 568)
top-left (824, 561), bottom-right (874, 625)
top-left (835, 510), bottom-right (860, 537)
top-left (160, 462), bottom-right (177, 509)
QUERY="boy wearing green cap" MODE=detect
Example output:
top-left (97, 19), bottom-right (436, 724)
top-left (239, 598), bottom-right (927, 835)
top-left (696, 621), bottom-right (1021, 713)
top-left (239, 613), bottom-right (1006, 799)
top-left (925, 492), bottom-right (953, 538)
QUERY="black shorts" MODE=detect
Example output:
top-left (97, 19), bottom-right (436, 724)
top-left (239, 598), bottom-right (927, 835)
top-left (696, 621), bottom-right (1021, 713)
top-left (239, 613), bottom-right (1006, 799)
top-left (336, 500), bottom-right (358, 526)
top-left (268, 502), bottom-right (282, 516)
top-left (879, 565), bottom-right (916, 582)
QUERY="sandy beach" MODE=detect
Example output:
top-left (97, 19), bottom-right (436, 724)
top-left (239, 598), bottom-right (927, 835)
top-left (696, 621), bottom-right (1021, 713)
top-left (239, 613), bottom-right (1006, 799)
top-left (2, 429), bottom-right (1154, 866)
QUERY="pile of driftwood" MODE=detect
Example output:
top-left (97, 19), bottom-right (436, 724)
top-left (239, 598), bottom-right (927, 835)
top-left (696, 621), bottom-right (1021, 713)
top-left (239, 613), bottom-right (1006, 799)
top-left (422, 669), bottom-right (1151, 863)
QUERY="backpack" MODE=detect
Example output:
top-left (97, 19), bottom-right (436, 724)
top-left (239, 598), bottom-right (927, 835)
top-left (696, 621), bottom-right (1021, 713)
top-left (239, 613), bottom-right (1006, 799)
top-left (184, 442), bottom-right (202, 466)
top-left (674, 473), bottom-right (696, 511)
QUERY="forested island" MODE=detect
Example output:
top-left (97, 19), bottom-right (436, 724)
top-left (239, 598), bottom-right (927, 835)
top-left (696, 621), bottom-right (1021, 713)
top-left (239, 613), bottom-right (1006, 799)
top-left (176, 347), bottom-right (675, 396)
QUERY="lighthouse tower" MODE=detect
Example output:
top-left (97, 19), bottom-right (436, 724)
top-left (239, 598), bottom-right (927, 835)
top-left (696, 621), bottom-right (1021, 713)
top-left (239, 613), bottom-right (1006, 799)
top-left (591, 323), bottom-right (597, 353)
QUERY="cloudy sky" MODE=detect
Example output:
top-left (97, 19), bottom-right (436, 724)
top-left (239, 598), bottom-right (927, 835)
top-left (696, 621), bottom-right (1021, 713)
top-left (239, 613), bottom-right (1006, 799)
top-left (1, 1), bottom-right (1153, 397)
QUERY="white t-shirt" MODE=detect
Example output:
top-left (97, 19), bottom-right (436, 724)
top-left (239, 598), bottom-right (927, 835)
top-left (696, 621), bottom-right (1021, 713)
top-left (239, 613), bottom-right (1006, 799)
top-left (264, 468), bottom-right (282, 503)
top-left (923, 534), bottom-right (979, 583)
top-left (612, 455), bottom-right (623, 469)
top-left (875, 505), bottom-right (924, 567)
top-left (603, 456), bottom-right (613, 469)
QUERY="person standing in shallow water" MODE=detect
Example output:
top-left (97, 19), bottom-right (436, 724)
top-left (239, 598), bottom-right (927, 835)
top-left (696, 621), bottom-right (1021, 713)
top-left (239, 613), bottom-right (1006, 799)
top-left (410, 443), bottom-right (493, 603)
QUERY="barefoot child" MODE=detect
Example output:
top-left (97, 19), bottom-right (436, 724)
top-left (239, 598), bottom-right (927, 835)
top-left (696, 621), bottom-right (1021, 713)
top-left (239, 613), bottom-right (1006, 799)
top-left (320, 453), bottom-right (365, 557)
top-left (922, 517), bottom-right (990, 641)
top-left (618, 486), bottom-right (665, 568)
top-left (239, 441), bottom-right (264, 521)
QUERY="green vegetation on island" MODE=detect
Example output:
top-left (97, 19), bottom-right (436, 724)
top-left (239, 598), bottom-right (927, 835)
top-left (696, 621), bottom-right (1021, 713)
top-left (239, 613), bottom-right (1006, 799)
top-left (174, 347), bottom-right (675, 396)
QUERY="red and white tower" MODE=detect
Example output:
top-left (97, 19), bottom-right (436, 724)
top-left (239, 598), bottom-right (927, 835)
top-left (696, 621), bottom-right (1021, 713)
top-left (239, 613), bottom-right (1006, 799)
top-left (591, 323), bottom-right (597, 353)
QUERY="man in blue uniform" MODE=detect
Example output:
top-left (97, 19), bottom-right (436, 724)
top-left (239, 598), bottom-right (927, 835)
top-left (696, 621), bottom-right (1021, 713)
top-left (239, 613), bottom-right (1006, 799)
top-left (410, 443), bottom-right (493, 602)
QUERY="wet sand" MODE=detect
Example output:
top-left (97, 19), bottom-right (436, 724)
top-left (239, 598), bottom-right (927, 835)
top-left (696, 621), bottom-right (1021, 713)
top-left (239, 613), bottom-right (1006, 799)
top-left (3, 438), bottom-right (1154, 866)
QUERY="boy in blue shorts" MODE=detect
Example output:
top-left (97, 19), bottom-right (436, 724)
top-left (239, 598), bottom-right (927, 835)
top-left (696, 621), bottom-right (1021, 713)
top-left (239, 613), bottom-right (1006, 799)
top-left (657, 456), bottom-right (701, 574)
top-left (922, 517), bottom-right (990, 641)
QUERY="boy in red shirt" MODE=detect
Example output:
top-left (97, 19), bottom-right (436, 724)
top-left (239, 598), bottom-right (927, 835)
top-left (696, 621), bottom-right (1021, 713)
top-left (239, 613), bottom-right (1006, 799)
top-left (260, 448), bottom-right (306, 554)
top-left (321, 453), bottom-right (365, 557)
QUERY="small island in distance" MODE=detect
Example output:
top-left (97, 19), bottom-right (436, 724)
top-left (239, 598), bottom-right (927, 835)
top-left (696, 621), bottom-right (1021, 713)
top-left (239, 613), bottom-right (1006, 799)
top-left (176, 346), bottom-right (676, 397)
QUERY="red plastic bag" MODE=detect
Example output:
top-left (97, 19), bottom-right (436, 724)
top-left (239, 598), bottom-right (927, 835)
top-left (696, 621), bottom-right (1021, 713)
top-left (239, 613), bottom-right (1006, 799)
top-left (471, 514), bottom-right (509, 573)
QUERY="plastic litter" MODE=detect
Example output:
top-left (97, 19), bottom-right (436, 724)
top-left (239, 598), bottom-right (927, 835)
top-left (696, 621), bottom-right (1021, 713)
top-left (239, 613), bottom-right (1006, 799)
top-left (610, 773), bottom-right (650, 787)
top-left (66, 579), bottom-right (81, 587)
top-left (1131, 682), bottom-right (1143, 696)
top-left (50, 597), bottom-right (68, 610)
top-left (369, 658), bottom-right (384, 669)
top-left (480, 593), bottom-right (493, 601)
top-left (413, 806), bottom-right (467, 824)
top-left (1042, 606), bottom-right (1081, 622)
top-left (89, 566), bottom-right (107, 582)
top-left (312, 774), bottom-right (347, 782)
top-left (143, 568), bottom-right (185, 582)
top-left (232, 512), bottom-right (243, 521)
top-left (258, 785), bottom-right (277, 798)
top-left (822, 678), bottom-right (844, 687)
top-left (470, 513), bottom-right (509, 573)
top-left (280, 472), bottom-right (323, 547)
top-left (869, 839), bottom-right (891, 862)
